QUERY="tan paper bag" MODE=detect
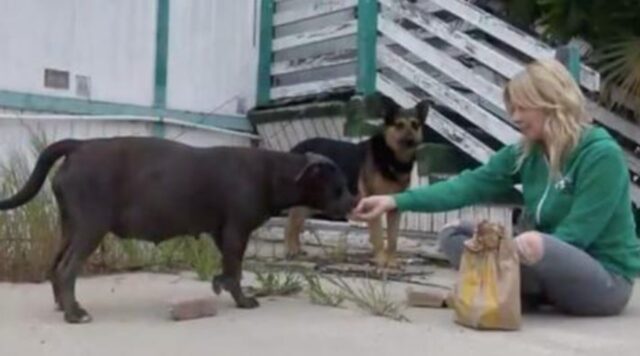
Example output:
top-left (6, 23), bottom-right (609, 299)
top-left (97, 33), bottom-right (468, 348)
top-left (451, 220), bottom-right (521, 330)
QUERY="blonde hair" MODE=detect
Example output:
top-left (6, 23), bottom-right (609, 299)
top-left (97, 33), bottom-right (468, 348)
top-left (504, 58), bottom-right (592, 178)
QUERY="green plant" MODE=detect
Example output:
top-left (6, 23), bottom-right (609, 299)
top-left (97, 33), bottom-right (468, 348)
top-left (181, 236), bottom-right (221, 281)
top-left (321, 274), bottom-right (409, 322)
top-left (494, 0), bottom-right (640, 119)
top-left (303, 272), bottom-right (346, 307)
top-left (0, 143), bottom-right (60, 282)
top-left (594, 35), bottom-right (640, 115)
top-left (251, 269), bottom-right (304, 297)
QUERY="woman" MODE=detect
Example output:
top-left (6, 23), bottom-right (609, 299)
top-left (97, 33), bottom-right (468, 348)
top-left (352, 58), bottom-right (640, 316)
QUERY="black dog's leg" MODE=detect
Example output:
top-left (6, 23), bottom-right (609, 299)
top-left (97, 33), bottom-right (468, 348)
top-left (212, 226), bottom-right (258, 309)
top-left (50, 191), bottom-right (71, 311)
top-left (50, 240), bottom-right (69, 311)
top-left (56, 225), bottom-right (105, 323)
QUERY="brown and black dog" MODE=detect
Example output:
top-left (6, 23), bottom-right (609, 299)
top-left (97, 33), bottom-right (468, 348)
top-left (285, 95), bottom-right (428, 268)
top-left (0, 137), bottom-right (354, 323)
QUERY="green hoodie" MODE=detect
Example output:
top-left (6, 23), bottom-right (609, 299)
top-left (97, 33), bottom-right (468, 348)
top-left (395, 126), bottom-right (640, 281)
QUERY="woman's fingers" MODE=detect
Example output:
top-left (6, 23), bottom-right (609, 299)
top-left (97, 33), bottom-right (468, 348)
top-left (350, 196), bottom-right (396, 221)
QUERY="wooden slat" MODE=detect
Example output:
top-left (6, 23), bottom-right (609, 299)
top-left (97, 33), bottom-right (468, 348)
top-left (380, 0), bottom-right (523, 79)
top-left (587, 101), bottom-right (640, 150)
top-left (270, 75), bottom-right (356, 100)
top-left (446, 210), bottom-right (461, 227)
top-left (376, 45), bottom-right (520, 144)
top-left (312, 118), bottom-right (330, 137)
top-left (272, 20), bottom-right (357, 51)
top-left (378, 16), bottom-right (506, 113)
top-left (427, 0), bottom-right (600, 92)
top-left (632, 184), bottom-right (640, 206)
top-left (624, 152), bottom-right (640, 177)
top-left (433, 212), bottom-right (446, 232)
top-left (323, 118), bottom-right (342, 139)
top-left (271, 50), bottom-right (356, 76)
top-left (290, 120), bottom-right (309, 143)
top-left (262, 123), bottom-right (282, 151)
top-left (273, 0), bottom-right (357, 26)
top-left (302, 118), bottom-right (321, 138)
top-left (377, 74), bottom-right (494, 163)
top-left (428, 110), bottom-right (495, 164)
top-left (283, 121), bottom-right (300, 149)
top-left (273, 122), bottom-right (290, 151)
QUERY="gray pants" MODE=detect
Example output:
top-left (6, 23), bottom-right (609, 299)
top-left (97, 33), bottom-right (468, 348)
top-left (439, 222), bottom-right (634, 316)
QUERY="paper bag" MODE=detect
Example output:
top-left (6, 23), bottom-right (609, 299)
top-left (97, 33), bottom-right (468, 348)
top-left (451, 220), bottom-right (521, 330)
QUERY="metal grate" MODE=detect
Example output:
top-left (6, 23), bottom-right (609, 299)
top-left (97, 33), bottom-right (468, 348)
top-left (75, 75), bottom-right (91, 98)
top-left (44, 68), bottom-right (69, 90)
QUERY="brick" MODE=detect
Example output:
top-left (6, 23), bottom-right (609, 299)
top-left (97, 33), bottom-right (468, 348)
top-left (406, 287), bottom-right (451, 308)
top-left (169, 297), bottom-right (217, 321)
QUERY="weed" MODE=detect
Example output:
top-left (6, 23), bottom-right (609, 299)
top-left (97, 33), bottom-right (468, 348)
top-left (321, 274), bottom-right (409, 322)
top-left (303, 272), bottom-right (346, 307)
top-left (251, 269), bottom-right (304, 297)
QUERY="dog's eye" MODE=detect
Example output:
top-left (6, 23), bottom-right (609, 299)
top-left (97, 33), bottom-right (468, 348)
top-left (410, 121), bottom-right (419, 130)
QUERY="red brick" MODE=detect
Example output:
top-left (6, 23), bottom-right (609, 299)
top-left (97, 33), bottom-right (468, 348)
top-left (169, 297), bottom-right (217, 321)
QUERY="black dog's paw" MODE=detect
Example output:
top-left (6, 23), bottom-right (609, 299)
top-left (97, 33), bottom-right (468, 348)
top-left (212, 275), bottom-right (225, 295)
top-left (64, 307), bottom-right (93, 324)
top-left (237, 296), bottom-right (260, 309)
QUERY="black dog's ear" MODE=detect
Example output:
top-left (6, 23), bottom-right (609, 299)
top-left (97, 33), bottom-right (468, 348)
top-left (295, 153), bottom-right (331, 183)
top-left (415, 99), bottom-right (430, 122)
top-left (378, 94), bottom-right (400, 126)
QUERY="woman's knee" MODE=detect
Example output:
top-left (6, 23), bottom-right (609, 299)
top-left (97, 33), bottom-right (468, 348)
top-left (437, 220), bottom-right (475, 267)
top-left (514, 232), bottom-right (545, 265)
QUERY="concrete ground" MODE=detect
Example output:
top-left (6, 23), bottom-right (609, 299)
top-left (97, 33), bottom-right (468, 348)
top-left (1, 270), bottom-right (639, 356)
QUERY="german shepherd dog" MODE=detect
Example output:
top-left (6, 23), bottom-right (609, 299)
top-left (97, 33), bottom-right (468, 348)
top-left (285, 95), bottom-right (428, 267)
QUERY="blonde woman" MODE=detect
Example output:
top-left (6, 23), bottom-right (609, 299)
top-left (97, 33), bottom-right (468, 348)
top-left (352, 58), bottom-right (640, 316)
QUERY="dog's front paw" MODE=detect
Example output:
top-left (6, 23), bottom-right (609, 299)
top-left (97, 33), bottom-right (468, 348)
top-left (64, 307), bottom-right (93, 324)
top-left (285, 249), bottom-right (308, 260)
top-left (385, 254), bottom-right (400, 269)
top-left (237, 296), bottom-right (260, 309)
top-left (372, 252), bottom-right (388, 268)
top-left (212, 274), bottom-right (226, 295)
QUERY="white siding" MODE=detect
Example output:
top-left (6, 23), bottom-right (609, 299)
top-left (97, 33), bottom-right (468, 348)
top-left (0, 113), bottom-right (252, 167)
top-left (166, 0), bottom-right (259, 115)
top-left (0, 0), bottom-right (157, 106)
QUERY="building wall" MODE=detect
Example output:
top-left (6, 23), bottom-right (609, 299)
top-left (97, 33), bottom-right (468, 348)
top-left (0, 0), bottom-right (157, 106)
top-left (0, 0), bottom-right (259, 120)
top-left (167, 0), bottom-right (259, 115)
top-left (0, 112), bottom-right (253, 167)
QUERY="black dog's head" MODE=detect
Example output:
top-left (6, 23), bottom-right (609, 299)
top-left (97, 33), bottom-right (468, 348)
top-left (378, 94), bottom-right (428, 161)
top-left (294, 153), bottom-right (355, 217)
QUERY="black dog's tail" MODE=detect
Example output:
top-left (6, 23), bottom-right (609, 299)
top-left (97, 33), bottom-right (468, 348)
top-left (0, 139), bottom-right (83, 210)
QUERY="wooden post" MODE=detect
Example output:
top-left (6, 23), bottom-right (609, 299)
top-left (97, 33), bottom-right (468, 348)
top-left (256, 0), bottom-right (274, 106)
top-left (555, 44), bottom-right (581, 82)
top-left (153, 0), bottom-right (170, 109)
top-left (356, 0), bottom-right (378, 95)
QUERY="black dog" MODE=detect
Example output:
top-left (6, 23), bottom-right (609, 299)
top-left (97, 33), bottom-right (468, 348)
top-left (285, 95), bottom-right (427, 267)
top-left (0, 137), bottom-right (354, 323)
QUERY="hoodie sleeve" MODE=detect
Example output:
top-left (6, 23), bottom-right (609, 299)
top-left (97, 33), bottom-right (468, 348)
top-left (552, 143), bottom-right (630, 248)
top-left (393, 144), bottom-right (521, 213)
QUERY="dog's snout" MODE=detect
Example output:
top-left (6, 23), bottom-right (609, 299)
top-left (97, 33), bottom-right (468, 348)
top-left (402, 138), bottom-right (417, 148)
top-left (352, 194), bottom-right (362, 208)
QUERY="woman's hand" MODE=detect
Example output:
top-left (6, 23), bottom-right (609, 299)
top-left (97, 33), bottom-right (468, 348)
top-left (350, 195), bottom-right (397, 221)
